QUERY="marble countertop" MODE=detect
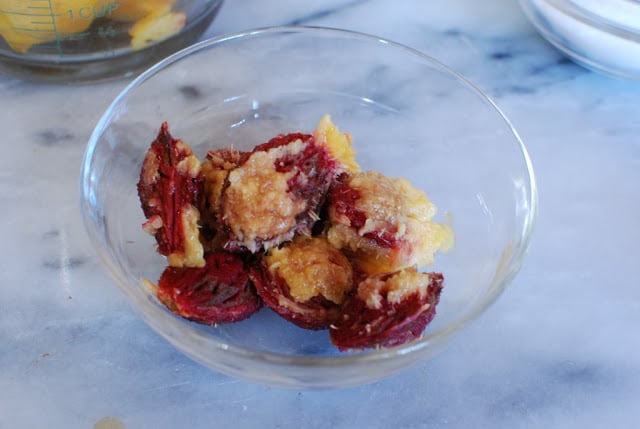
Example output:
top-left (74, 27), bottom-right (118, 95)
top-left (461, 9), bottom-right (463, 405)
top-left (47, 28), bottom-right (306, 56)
top-left (2, 1), bottom-right (639, 428)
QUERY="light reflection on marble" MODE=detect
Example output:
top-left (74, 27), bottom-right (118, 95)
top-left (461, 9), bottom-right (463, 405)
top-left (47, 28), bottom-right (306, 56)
top-left (1, 0), bottom-right (639, 428)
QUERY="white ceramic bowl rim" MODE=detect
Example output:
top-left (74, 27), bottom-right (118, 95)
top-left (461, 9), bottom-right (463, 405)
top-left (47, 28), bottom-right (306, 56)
top-left (540, 0), bottom-right (640, 38)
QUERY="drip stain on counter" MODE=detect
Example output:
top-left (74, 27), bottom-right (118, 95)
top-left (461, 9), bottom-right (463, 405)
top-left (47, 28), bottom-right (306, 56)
top-left (178, 85), bottom-right (203, 99)
top-left (43, 256), bottom-right (86, 270)
top-left (36, 128), bottom-right (75, 146)
top-left (93, 417), bottom-right (125, 429)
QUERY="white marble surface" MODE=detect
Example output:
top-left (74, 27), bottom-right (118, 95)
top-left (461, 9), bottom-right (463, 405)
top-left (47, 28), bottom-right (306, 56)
top-left (2, 0), bottom-right (640, 428)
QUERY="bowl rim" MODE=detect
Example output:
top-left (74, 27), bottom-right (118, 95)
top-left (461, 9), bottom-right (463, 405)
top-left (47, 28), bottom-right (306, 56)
top-left (521, 0), bottom-right (640, 39)
top-left (519, 0), bottom-right (640, 80)
top-left (81, 25), bottom-right (538, 381)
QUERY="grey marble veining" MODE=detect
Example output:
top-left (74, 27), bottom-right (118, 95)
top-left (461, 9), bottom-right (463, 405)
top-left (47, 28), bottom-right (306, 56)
top-left (2, 0), bottom-right (640, 428)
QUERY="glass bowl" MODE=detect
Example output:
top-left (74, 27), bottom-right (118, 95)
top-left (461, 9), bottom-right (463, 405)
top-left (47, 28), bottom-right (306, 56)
top-left (0, 0), bottom-right (224, 83)
top-left (519, 0), bottom-right (640, 80)
top-left (80, 26), bottom-right (537, 389)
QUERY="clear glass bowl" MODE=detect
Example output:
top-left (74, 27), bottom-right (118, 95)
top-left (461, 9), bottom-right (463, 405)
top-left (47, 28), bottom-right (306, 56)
top-left (0, 0), bottom-right (223, 83)
top-left (80, 26), bottom-right (537, 389)
top-left (520, 0), bottom-right (640, 80)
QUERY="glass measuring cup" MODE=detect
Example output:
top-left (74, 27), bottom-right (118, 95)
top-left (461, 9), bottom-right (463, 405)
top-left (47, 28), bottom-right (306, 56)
top-left (0, 0), bottom-right (223, 82)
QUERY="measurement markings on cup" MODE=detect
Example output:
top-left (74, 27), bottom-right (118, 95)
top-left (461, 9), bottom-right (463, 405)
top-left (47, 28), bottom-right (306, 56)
top-left (0, 1), bottom-right (62, 55)
top-left (33, 0), bottom-right (61, 55)
top-left (2, 1), bottom-right (123, 57)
